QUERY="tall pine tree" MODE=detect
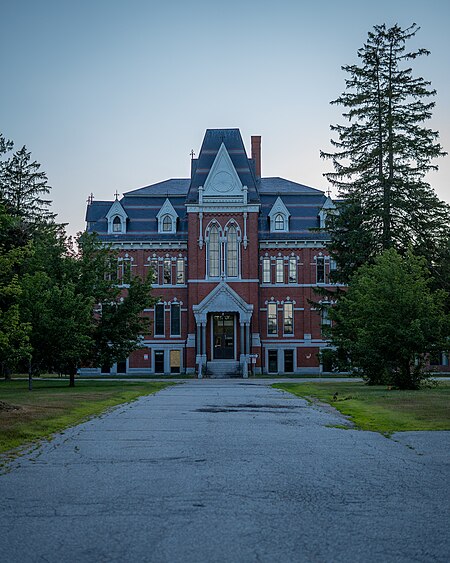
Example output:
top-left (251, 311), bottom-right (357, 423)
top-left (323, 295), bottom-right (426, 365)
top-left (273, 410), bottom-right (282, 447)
top-left (1, 145), bottom-right (55, 224)
top-left (321, 23), bottom-right (448, 282)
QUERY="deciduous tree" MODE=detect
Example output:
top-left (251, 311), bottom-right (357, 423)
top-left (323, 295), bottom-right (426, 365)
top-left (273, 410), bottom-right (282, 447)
top-left (329, 249), bottom-right (448, 389)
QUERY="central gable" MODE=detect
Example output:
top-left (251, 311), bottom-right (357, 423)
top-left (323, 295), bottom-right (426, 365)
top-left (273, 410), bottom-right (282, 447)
top-left (192, 282), bottom-right (253, 323)
top-left (201, 143), bottom-right (245, 200)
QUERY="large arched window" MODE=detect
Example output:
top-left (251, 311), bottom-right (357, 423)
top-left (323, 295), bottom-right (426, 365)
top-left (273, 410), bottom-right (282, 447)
top-left (208, 225), bottom-right (220, 277)
top-left (113, 216), bottom-right (122, 232)
top-left (226, 225), bottom-right (238, 277)
top-left (162, 215), bottom-right (172, 232)
top-left (274, 213), bottom-right (284, 231)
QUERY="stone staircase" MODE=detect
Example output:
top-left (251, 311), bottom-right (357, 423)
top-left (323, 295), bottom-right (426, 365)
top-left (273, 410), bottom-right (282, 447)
top-left (207, 360), bottom-right (240, 378)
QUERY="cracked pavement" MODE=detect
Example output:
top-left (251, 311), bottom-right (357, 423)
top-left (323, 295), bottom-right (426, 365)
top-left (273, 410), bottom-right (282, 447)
top-left (1, 379), bottom-right (449, 562)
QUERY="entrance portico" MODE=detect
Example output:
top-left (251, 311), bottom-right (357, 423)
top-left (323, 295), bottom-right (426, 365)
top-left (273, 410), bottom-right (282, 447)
top-left (192, 282), bottom-right (253, 378)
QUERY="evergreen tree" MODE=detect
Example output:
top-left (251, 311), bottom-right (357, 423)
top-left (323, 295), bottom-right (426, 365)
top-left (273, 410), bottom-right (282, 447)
top-left (321, 23), bottom-right (448, 282)
top-left (1, 145), bottom-right (55, 225)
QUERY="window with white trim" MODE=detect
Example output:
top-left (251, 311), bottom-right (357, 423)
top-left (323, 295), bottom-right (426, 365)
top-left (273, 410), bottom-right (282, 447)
top-left (113, 216), bottom-right (122, 232)
top-left (226, 225), bottom-right (238, 277)
top-left (154, 304), bottom-right (164, 336)
top-left (163, 259), bottom-right (171, 284)
top-left (262, 257), bottom-right (271, 283)
top-left (276, 258), bottom-right (284, 283)
top-left (288, 257), bottom-right (297, 283)
top-left (274, 213), bottom-right (285, 230)
top-left (268, 303), bottom-right (277, 335)
top-left (208, 225), bottom-right (220, 277)
top-left (117, 256), bottom-right (132, 283)
top-left (316, 257), bottom-right (325, 284)
top-left (150, 259), bottom-right (159, 284)
top-left (170, 303), bottom-right (181, 336)
top-left (162, 215), bottom-right (172, 232)
top-left (176, 258), bottom-right (184, 284)
top-left (283, 302), bottom-right (293, 335)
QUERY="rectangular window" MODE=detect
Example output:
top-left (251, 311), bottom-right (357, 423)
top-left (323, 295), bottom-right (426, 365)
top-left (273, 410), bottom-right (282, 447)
top-left (154, 350), bottom-right (164, 373)
top-left (276, 258), bottom-right (284, 283)
top-left (122, 259), bottom-right (132, 283)
top-left (170, 303), bottom-right (180, 336)
top-left (176, 258), bottom-right (185, 284)
top-left (268, 350), bottom-right (278, 373)
top-left (154, 303), bottom-right (164, 336)
top-left (262, 257), bottom-right (271, 283)
top-left (316, 257), bottom-right (325, 284)
top-left (284, 350), bottom-right (294, 373)
top-left (288, 257), bottom-right (297, 283)
top-left (151, 260), bottom-right (159, 284)
top-left (268, 303), bottom-right (277, 335)
top-left (170, 350), bottom-right (181, 374)
top-left (321, 305), bottom-right (332, 336)
top-left (105, 258), bottom-right (117, 281)
top-left (163, 259), bottom-right (171, 284)
top-left (283, 303), bottom-right (293, 334)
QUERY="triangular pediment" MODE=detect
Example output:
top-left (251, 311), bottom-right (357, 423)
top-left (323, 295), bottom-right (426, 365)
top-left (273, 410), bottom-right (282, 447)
top-left (268, 196), bottom-right (290, 219)
top-left (106, 199), bottom-right (128, 220)
top-left (202, 143), bottom-right (244, 198)
top-left (156, 198), bottom-right (178, 220)
top-left (192, 282), bottom-right (253, 323)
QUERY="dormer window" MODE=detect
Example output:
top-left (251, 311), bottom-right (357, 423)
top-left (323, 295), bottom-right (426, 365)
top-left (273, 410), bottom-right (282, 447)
top-left (113, 216), bottom-right (122, 232)
top-left (157, 198), bottom-right (178, 234)
top-left (274, 214), bottom-right (285, 231)
top-left (162, 215), bottom-right (172, 232)
top-left (268, 197), bottom-right (290, 234)
top-left (106, 199), bottom-right (128, 234)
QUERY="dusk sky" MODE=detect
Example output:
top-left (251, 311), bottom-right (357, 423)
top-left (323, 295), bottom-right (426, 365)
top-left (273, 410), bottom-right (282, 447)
top-left (1, 0), bottom-right (449, 235)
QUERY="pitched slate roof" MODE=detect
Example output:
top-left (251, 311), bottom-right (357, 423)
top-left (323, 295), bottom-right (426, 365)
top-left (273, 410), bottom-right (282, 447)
top-left (186, 128), bottom-right (259, 204)
top-left (259, 192), bottom-right (328, 240)
top-left (85, 129), bottom-right (330, 242)
top-left (124, 178), bottom-right (189, 196)
top-left (85, 201), bottom-right (113, 222)
top-left (259, 177), bottom-right (323, 194)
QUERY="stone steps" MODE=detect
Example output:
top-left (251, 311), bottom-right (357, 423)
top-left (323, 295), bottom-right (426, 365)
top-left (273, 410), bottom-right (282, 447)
top-left (207, 361), bottom-right (240, 378)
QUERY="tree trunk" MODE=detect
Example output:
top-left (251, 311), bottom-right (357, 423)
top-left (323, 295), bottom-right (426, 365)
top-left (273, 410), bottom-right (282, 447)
top-left (69, 366), bottom-right (76, 387)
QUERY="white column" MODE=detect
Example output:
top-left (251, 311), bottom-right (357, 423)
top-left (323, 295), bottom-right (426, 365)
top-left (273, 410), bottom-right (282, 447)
top-left (202, 323), bottom-right (207, 360)
top-left (245, 323), bottom-right (251, 357)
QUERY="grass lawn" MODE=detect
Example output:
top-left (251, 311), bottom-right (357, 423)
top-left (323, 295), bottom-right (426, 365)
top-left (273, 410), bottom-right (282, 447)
top-left (0, 379), bottom-right (174, 455)
top-left (274, 381), bottom-right (450, 434)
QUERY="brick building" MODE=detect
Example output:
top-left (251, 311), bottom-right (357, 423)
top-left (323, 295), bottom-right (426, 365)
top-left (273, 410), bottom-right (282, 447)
top-left (83, 128), bottom-right (341, 377)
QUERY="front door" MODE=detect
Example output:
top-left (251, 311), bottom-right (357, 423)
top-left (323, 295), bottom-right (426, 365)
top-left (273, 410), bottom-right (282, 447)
top-left (213, 314), bottom-right (234, 359)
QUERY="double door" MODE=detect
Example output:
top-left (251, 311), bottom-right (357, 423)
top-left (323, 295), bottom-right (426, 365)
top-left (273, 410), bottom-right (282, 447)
top-left (213, 314), bottom-right (235, 359)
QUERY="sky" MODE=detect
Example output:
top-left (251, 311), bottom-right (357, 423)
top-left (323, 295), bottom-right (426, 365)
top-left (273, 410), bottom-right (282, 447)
top-left (1, 0), bottom-right (449, 235)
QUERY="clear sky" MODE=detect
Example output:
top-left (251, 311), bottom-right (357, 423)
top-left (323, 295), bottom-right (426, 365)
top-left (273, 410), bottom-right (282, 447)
top-left (1, 0), bottom-right (449, 235)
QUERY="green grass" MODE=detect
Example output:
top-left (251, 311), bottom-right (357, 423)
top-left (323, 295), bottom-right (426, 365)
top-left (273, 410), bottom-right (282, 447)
top-left (273, 381), bottom-right (450, 433)
top-left (0, 379), bottom-right (174, 455)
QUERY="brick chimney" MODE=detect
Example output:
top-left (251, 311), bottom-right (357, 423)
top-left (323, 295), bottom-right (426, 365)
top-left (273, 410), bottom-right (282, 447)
top-left (251, 135), bottom-right (261, 178)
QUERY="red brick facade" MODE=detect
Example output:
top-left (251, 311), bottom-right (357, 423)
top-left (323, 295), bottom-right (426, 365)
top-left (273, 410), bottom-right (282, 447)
top-left (84, 129), bottom-right (345, 377)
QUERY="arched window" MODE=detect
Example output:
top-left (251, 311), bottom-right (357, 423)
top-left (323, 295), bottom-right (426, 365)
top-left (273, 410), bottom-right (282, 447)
top-left (208, 225), bottom-right (220, 277)
top-left (113, 216), bottom-right (122, 232)
top-left (162, 215), bottom-right (172, 232)
top-left (274, 214), bottom-right (284, 231)
top-left (226, 225), bottom-right (238, 277)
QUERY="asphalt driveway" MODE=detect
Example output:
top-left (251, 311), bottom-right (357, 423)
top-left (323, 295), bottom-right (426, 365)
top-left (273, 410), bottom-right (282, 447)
top-left (1, 380), bottom-right (449, 562)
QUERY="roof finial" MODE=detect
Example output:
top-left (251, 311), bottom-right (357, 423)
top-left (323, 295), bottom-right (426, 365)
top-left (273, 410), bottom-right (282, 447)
top-left (87, 193), bottom-right (94, 205)
top-left (190, 149), bottom-right (195, 160)
top-left (114, 190), bottom-right (119, 200)
top-left (326, 187), bottom-right (331, 198)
